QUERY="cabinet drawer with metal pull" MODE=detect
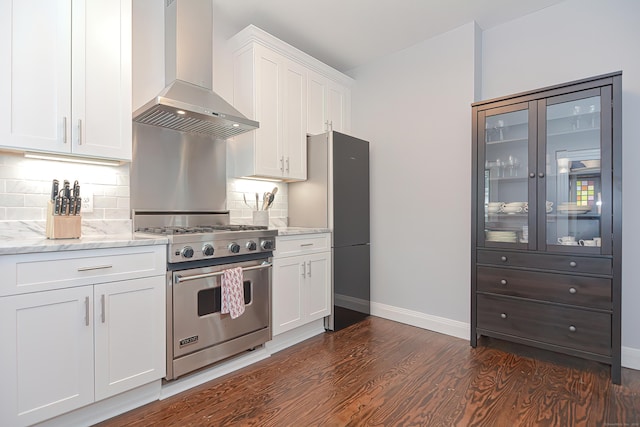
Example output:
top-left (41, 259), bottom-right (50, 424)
top-left (0, 245), bottom-right (166, 296)
top-left (477, 266), bottom-right (611, 309)
top-left (274, 233), bottom-right (331, 257)
top-left (476, 294), bottom-right (611, 356)
top-left (477, 249), bottom-right (612, 275)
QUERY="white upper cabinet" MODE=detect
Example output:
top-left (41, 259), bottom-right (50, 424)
top-left (0, 0), bottom-right (132, 161)
top-left (307, 70), bottom-right (351, 135)
top-left (227, 25), bottom-right (352, 181)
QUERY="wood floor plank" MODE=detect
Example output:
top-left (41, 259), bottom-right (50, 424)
top-left (95, 317), bottom-right (640, 426)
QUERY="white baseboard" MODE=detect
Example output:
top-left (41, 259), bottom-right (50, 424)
top-left (38, 381), bottom-right (161, 427)
top-left (371, 301), bottom-right (640, 372)
top-left (160, 347), bottom-right (270, 399)
top-left (622, 345), bottom-right (640, 371)
top-left (371, 301), bottom-right (469, 340)
top-left (265, 319), bottom-right (326, 354)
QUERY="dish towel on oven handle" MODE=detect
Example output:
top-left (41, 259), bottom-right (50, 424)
top-left (221, 266), bottom-right (245, 319)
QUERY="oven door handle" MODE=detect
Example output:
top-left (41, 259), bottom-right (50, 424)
top-left (174, 262), bottom-right (272, 284)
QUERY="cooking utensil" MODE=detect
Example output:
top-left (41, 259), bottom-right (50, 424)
top-left (243, 193), bottom-right (254, 210)
top-left (266, 193), bottom-right (275, 209)
top-left (262, 192), bottom-right (271, 210)
top-left (255, 193), bottom-right (259, 211)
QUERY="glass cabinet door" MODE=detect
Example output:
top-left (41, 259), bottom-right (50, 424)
top-left (541, 89), bottom-right (611, 253)
top-left (479, 105), bottom-right (532, 248)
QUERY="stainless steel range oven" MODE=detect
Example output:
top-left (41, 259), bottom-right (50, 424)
top-left (134, 212), bottom-right (277, 380)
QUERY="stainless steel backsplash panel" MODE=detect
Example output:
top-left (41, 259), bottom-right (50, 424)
top-left (131, 123), bottom-right (227, 212)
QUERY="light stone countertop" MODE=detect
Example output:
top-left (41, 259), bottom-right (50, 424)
top-left (0, 220), bottom-right (168, 255)
top-left (274, 227), bottom-right (331, 236)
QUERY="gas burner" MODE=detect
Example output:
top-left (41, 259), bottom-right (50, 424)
top-left (133, 212), bottom-right (277, 263)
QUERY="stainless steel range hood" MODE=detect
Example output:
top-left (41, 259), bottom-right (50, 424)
top-left (132, 0), bottom-right (257, 139)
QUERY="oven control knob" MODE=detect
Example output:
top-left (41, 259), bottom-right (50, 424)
top-left (246, 241), bottom-right (257, 251)
top-left (260, 240), bottom-right (274, 250)
top-left (181, 246), bottom-right (194, 258)
top-left (202, 244), bottom-right (214, 257)
top-left (228, 242), bottom-right (241, 253)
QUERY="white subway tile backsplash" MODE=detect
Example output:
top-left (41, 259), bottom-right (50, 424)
top-left (0, 153), bottom-right (131, 221)
top-left (226, 177), bottom-right (288, 227)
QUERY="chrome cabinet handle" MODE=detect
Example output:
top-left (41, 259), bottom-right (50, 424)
top-left (175, 262), bottom-right (272, 283)
top-left (85, 296), bottom-right (90, 326)
top-left (286, 157), bottom-right (290, 173)
top-left (501, 256), bottom-right (508, 262)
top-left (301, 262), bottom-right (306, 277)
top-left (307, 261), bottom-right (311, 277)
top-left (529, 172), bottom-right (535, 178)
top-left (569, 325), bottom-right (577, 332)
top-left (280, 157), bottom-right (284, 172)
top-left (63, 117), bottom-right (68, 144)
top-left (500, 279), bottom-right (507, 285)
top-left (300, 243), bottom-right (314, 247)
top-left (569, 287), bottom-right (577, 294)
top-left (500, 313), bottom-right (507, 319)
top-left (77, 264), bottom-right (113, 272)
top-left (77, 119), bottom-right (83, 145)
top-left (569, 261), bottom-right (577, 268)
top-left (101, 294), bottom-right (106, 323)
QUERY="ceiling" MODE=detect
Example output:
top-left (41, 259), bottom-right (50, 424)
top-left (213, 0), bottom-right (567, 74)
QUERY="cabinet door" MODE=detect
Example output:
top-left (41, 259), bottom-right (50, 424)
top-left (71, 0), bottom-right (132, 160)
top-left (305, 252), bottom-right (331, 320)
top-left (94, 276), bottom-right (165, 401)
top-left (327, 80), bottom-right (349, 133)
top-left (272, 255), bottom-right (305, 335)
top-left (0, 0), bottom-right (71, 153)
top-left (253, 45), bottom-right (285, 178)
top-left (307, 70), bottom-right (328, 135)
top-left (540, 88), bottom-right (612, 254)
top-left (477, 103), bottom-right (535, 249)
top-left (0, 287), bottom-right (94, 427)
top-left (283, 60), bottom-right (307, 180)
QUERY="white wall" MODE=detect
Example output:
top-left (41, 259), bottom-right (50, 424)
top-left (349, 22), bottom-right (479, 334)
top-left (482, 0), bottom-right (640, 366)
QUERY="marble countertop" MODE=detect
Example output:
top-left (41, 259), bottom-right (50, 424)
top-left (0, 221), bottom-right (329, 255)
top-left (0, 220), bottom-right (167, 255)
top-left (274, 227), bottom-right (331, 236)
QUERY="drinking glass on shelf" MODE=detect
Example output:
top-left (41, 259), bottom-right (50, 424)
top-left (572, 105), bottom-right (582, 130)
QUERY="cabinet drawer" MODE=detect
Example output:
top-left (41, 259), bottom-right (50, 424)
top-left (477, 249), bottom-right (611, 275)
top-left (274, 233), bottom-right (330, 257)
top-left (476, 294), bottom-right (611, 356)
top-left (477, 266), bottom-right (611, 309)
top-left (0, 245), bottom-right (166, 296)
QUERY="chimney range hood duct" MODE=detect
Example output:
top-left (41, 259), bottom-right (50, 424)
top-left (132, 0), bottom-right (258, 139)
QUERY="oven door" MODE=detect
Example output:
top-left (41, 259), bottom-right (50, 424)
top-left (171, 258), bottom-right (271, 360)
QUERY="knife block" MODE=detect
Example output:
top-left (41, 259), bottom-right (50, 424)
top-left (45, 201), bottom-right (82, 239)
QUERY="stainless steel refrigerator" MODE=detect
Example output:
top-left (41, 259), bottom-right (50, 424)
top-left (289, 131), bottom-right (370, 331)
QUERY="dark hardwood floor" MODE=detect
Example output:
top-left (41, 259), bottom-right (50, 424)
top-left (96, 316), bottom-right (640, 426)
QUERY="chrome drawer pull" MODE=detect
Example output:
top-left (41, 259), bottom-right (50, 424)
top-left (569, 261), bottom-right (577, 267)
top-left (569, 325), bottom-right (577, 332)
top-left (77, 264), bottom-right (113, 272)
top-left (500, 279), bottom-right (508, 285)
top-left (300, 243), bottom-right (314, 247)
top-left (500, 313), bottom-right (507, 319)
top-left (500, 256), bottom-right (508, 262)
top-left (85, 296), bottom-right (90, 326)
top-left (569, 287), bottom-right (577, 294)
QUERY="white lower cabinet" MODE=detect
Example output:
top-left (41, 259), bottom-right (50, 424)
top-left (94, 277), bottom-right (165, 401)
top-left (272, 234), bottom-right (331, 336)
top-left (0, 245), bottom-right (166, 427)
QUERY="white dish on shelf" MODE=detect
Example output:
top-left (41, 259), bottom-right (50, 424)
top-left (502, 206), bottom-right (523, 214)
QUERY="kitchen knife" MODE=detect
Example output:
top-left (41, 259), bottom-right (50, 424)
top-left (60, 190), bottom-right (68, 215)
top-left (51, 179), bottom-right (59, 202)
top-left (72, 182), bottom-right (81, 215)
top-left (54, 192), bottom-right (61, 215)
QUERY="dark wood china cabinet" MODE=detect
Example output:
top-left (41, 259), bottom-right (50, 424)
top-left (471, 72), bottom-right (622, 383)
